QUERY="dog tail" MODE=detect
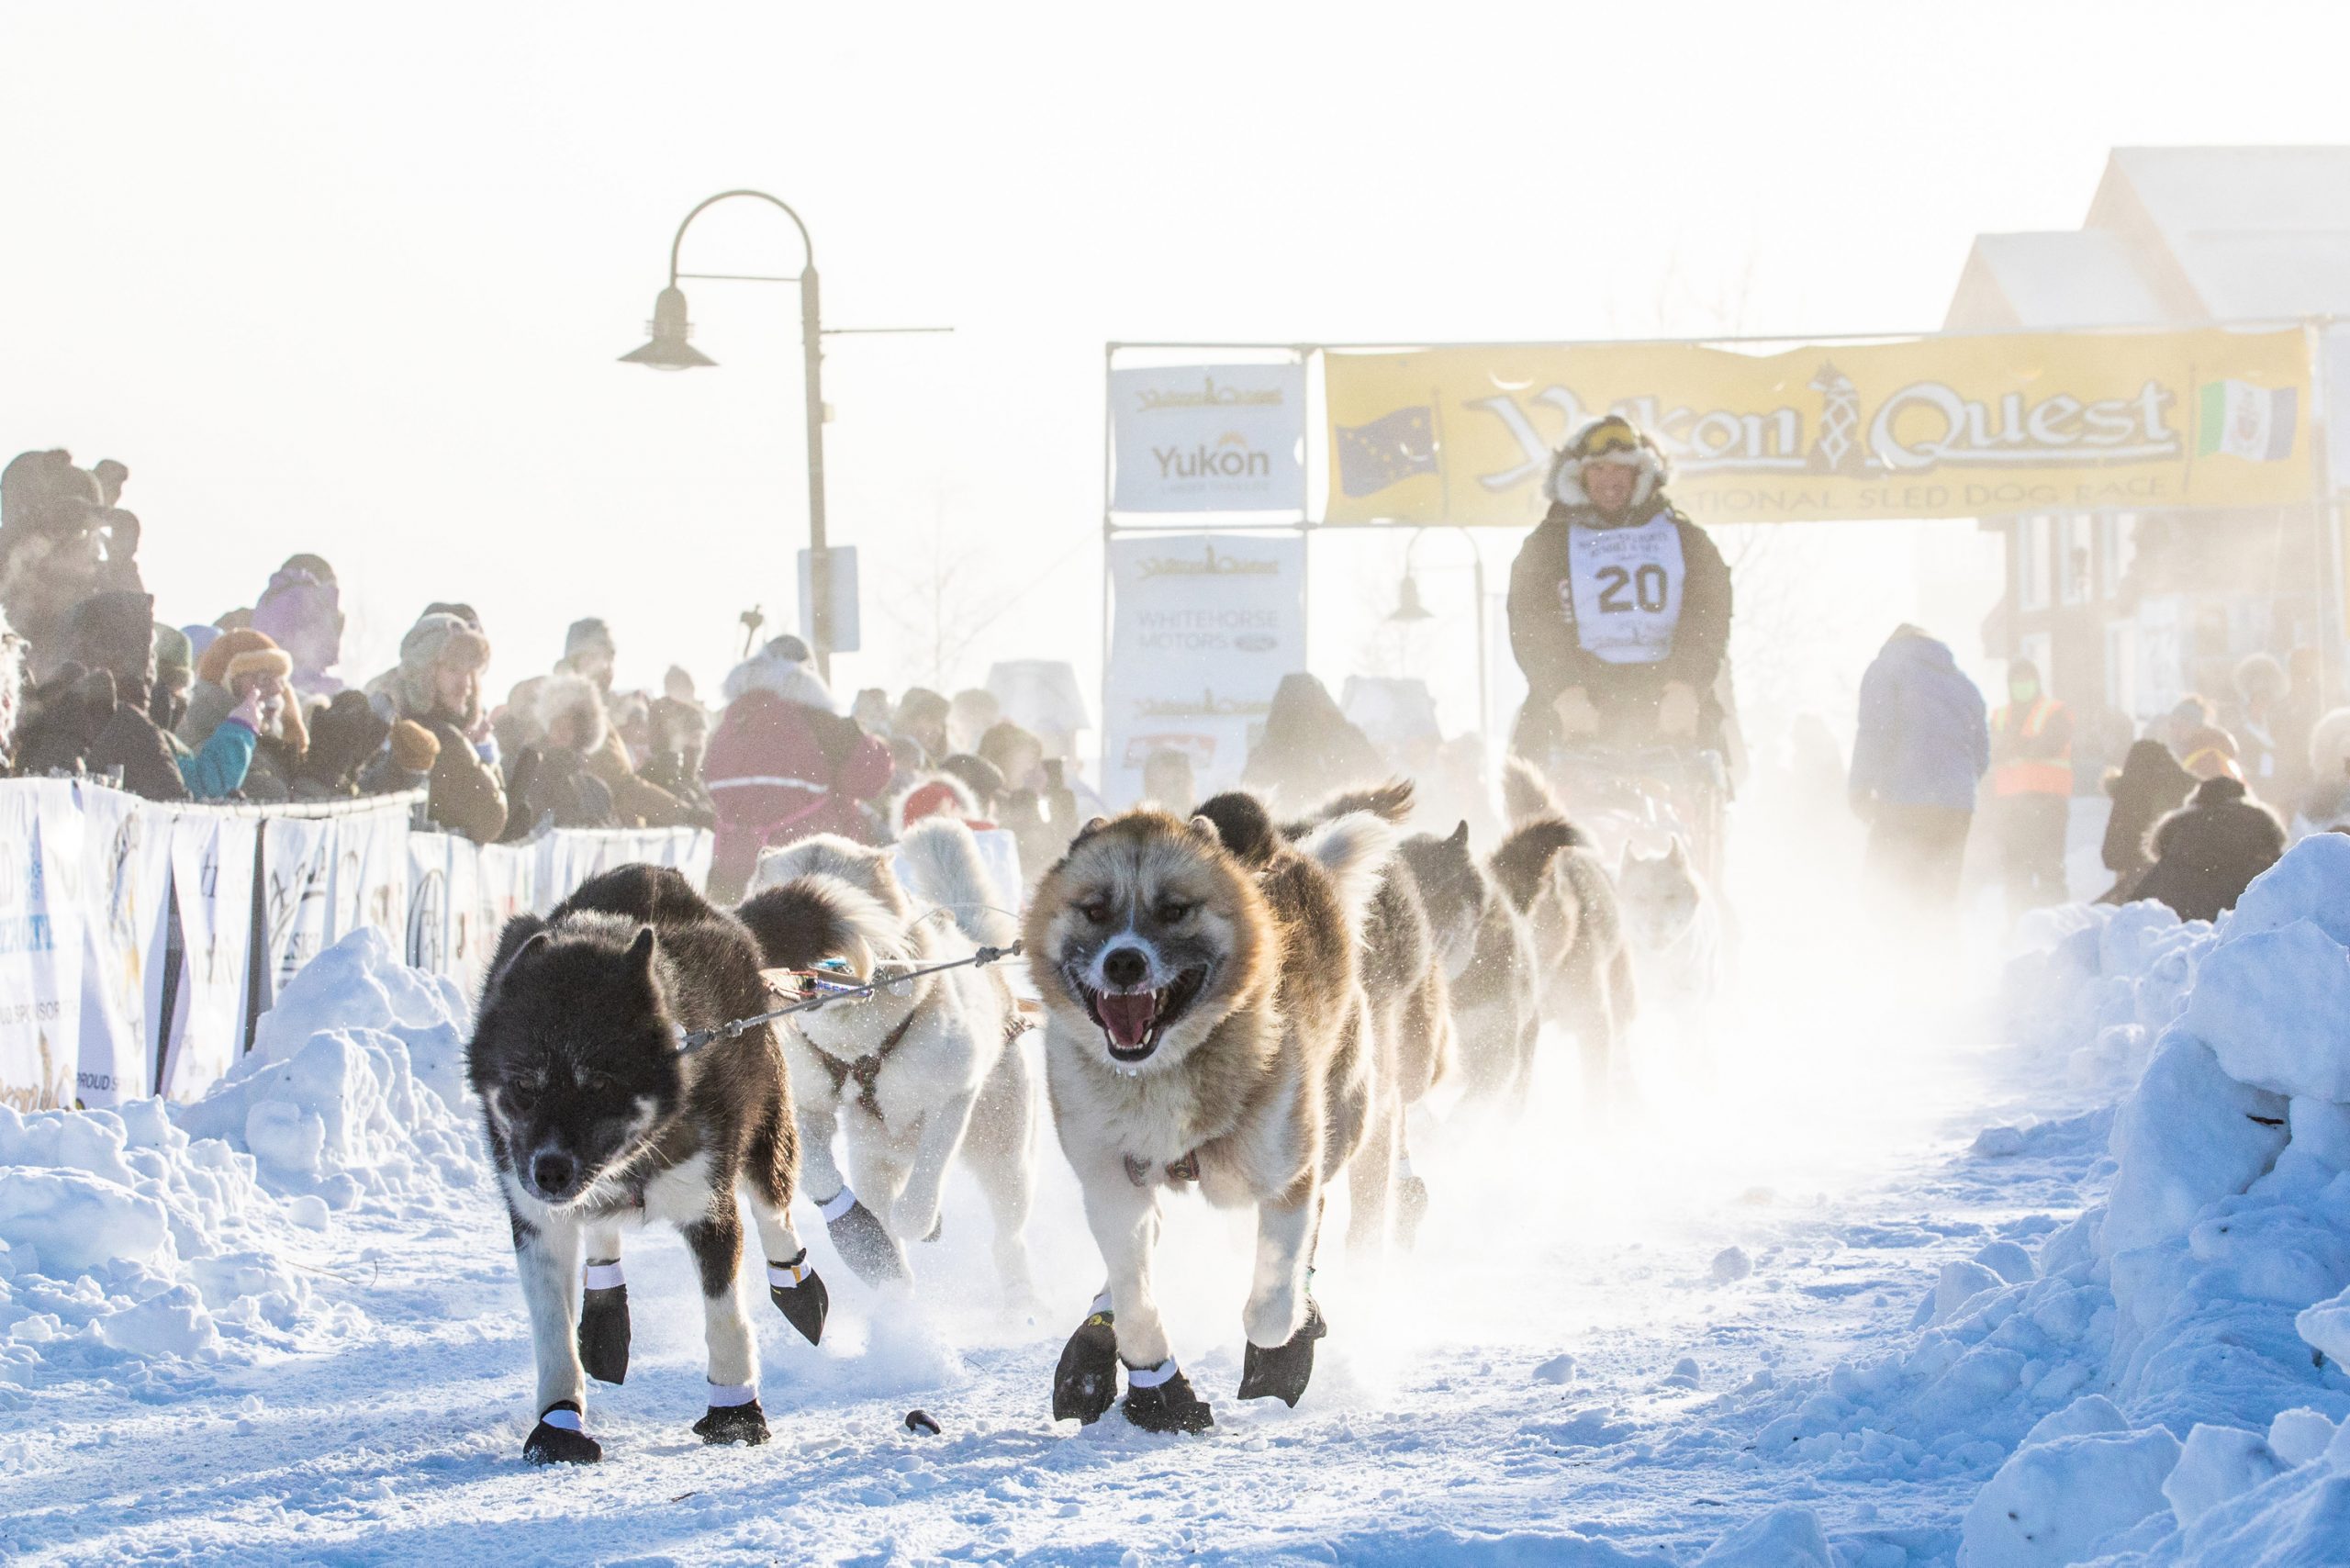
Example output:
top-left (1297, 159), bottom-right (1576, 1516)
top-left (1313, 778), bottom-right (1416, 826)
top-left (1500, 756), bottom-right (1567, 829)
top-left (749, 833), bottom-right (901, 910)
top-left (1297, 809), bottom-right (1396, 933)
top-left (895, 814), bottom-right (1017, 949)
top-left (737, 872), bottom-right (904, 981)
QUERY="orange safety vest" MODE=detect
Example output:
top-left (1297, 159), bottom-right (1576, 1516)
top-left (1990, 697), bottom-right (2072, 798)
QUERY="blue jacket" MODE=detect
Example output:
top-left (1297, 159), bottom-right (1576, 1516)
top-left (178, 716), bottom-right (258, 801)
top-left (1849, 632), bottom-right (1989, 812)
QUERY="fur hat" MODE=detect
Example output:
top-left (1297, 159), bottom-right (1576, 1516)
top-left (2177, 725), bottom-right (2243, 783)
top-left (198, 627), bottom-right (294, 689)
top-left (388, 719), bottom-right (441, 773)
top-left (534, 672), bottom-right (610, 753)
top-left (722, 644), bottom-right (835, 711)
top-left (1546, 414), bottom-right (1671, 511)
top-left (65, 590), bottom-right (158, 683)
top-left (889, 771), bottom-right (979, 836)
top-left (565, 617), bottom-right (615, 661)
top-left (152, 622), bottom-right (194, 690)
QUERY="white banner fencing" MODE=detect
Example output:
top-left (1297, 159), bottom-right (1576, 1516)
top-left (0, 780), bottom-right (713, 1112)
top-left (1109, 362), bottom-right (1308, 514)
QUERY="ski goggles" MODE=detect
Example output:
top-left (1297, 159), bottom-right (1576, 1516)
top-left (1575, 420), bottom-right (1642, 458)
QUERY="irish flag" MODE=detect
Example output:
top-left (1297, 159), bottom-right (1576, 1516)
top-left (2197, 379), bottom-right (2298, 461)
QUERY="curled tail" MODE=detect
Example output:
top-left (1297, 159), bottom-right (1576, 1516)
top-left (1297, 810), bottom-right (1397, 933)
top-left (737, 873), bottom-right (906, 982)
top-left (895, 815), bottom-right (1017, 948)
top-left (1308, 778), bottom-right (1416, 827)
top-left (1501, 756), bottom-right (1564, 829)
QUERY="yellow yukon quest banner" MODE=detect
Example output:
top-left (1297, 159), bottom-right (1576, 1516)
top-left (1325, 329), bottom-right (2313, 525)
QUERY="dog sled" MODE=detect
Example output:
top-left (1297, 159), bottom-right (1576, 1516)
top-left (1535, 743), bottom-right (1729, 889)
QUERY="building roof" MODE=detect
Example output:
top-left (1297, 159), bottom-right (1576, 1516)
top-left (1946, 146), bottom-right (2350, 329)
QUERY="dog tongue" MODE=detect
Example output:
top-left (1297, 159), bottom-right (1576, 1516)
top-left (1097, 991), bottom-right (1158, 1050)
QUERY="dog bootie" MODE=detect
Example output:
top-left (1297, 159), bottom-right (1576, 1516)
top-left (1395, 1173), bottom-right (1430, 1250)
top-left (1237, 1298), bottom-right (1327, 1408)
top-left (1122, 1359), bottom-right (1214, 1434)
top-left (1051, 1297), bottom-right (1120, 1425)
top-left (693, 1386), bottom-right (769, 1446)
top-left (821, 1190), bottom-right (908, 1287)
top-left (523, 1401), bottom-right (602, 1465)
top-left (767, 1251), bottom-right (829, 1346)
top-left (577, 1262), bottom-right (630, 1384)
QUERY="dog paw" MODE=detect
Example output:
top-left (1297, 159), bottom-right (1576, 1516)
top-left (1050, 1309), bottom-right (1120, 1425)
top-left (1122, 1364), bottom-right (1214, 1434)
top-left (922, 1210), bottom-right (943, 1244)
top-left (768, 1258), bottom-right (829, 1346)
top-left (1241, 1285), bottom-right (1307, 1350)
top-left (1237, 1298), bottom-right (1327, 1407)
top-left (523, 1404), bottom-right (602, 1465)
top-left (1395, 1173), bottom-right (1430, 1250)
top-left (692, 1399), bottom-right (769, 1446)
top-left (577, 1283), bottom-right (630, 1385)
top-left (826, 1200), bottom-right (910, 1287)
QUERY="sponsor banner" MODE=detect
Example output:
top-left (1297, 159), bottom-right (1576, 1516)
top-left (162, 813), bottom-right (258, 1103)
top-left (330, 800), bottom-right (412, 948)
top-left (1111, 363), bottom-right (1308, 514)
top-left (1324, 328), bottom-right (2314, 525)
top-left (1102, 531), bottom-right (1306, 808)
top-left (0, 782), bottom-right (80, 1110)
top-left (73, 786), bottom-right (173, 1106)
top-left (259, 814), bottom-right (337, 1014)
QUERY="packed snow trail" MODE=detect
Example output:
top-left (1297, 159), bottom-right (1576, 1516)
top-left (0, 903), bottom-right (2127, 1565)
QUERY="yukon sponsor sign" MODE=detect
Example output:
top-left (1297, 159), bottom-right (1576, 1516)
top-left (1111, 363), bottom-right (1307, 513)
top-left (1325, 328), bottom-right (2313, 525)
top-left (1102, 532), bottom-right (1304, 808)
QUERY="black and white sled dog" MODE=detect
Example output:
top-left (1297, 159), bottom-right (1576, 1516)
top-left (1616, 837), bottom-right (1726, 1047)
top-left (737, 818), bottom-right (1036, 1301)
top-left (1028, 792), bottom-right (1391, 1433)
top-left (1397, 820), bottom-right (1541, 1108)
top-left (1493, 759), bottom-right (1635, 1102)
top-left (468, 864), bottom-right (827, 1466)
top-left (1281, 782), bottom-right (1453, 1255)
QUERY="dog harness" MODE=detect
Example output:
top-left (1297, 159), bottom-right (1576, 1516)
top-left (809, 1010), bottom-right (920, 1119)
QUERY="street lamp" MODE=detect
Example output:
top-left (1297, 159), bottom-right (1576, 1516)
top-left (621, 190), bottom-right (835, 678)
top-left (1385, 527), bottom-right (1493, 751)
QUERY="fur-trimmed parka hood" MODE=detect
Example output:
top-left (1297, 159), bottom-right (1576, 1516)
top-left (722, 644), bottom-right (836, 713)
top-left (534, 671), bottom-right (610, 754)
top-left (1546, 414), bottom-right (1672, 513)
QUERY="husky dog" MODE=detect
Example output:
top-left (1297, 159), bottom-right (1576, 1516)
top-left (469, 864), bottom-right (826, 1466)
top-left (1397, 821), bottom-right (1541, 1107)
top-left (1617, 838), bottom-right (1725, 1045)
top-left (1029, 793), bottom-right (1391, 1432)
top-left (737, 819), bottom-right (1035, 1301)
top-left (1281, 781), bottom-right (1452, 1253)
top-left (1493, 759), bottom-right (1634, 1101)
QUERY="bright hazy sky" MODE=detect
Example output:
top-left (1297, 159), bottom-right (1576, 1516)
top-left (6, 0), bottom-right (2346, 717)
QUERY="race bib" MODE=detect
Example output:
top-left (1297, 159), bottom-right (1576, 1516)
top-left (1561, 515), bottom-right (1685, 666)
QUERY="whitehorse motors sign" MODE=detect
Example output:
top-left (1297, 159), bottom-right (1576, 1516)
top-left (1102, 531), bottom-right (1305, 808)
top-left (1110, 363), bottom-right (1307, 514)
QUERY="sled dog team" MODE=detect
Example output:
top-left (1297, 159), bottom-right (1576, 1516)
top-left (466, 765), bottom-right (1720, 1462)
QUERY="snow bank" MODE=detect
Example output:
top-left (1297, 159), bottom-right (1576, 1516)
top-left (176, 928), bottom-right (484, 1212)
top-left (0, 1099), bottom-right (311, 1378)
top-left (1941, 839), bottom-right (2350, 1566)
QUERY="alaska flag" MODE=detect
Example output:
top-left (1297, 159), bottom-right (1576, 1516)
top-left (1336, 406), bottom-right (1438, 497)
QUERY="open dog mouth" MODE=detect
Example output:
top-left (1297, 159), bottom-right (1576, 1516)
top-left (1077, 965), bottom-right (1209, 1063)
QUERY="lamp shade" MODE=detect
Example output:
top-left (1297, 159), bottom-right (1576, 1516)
top-left (1388, 574), bottom-right (1434, 622)
top-left (619, 286), bottom-right (716, 370)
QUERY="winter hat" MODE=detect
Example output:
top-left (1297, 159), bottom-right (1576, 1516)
top-left (2178, 726), bottom-right (2244, 783)
top-left (183, 623), bottom-right (221, 663)
top-left (302, 691), bottom-right (388, 783)
top-left (1546, 413), bottom-right (1671, 510)
top-left (197, 628), bottom-right (293, 689)
top-left (938, 751), bottom-right (1005, 811)
top-left (890, 772), bottom-right (979, 835)
top-left (151, 623), bottom-right (193, 693)
top-left (388, 719), bottom-right (441, 774)
top-left (722, 643), bottom-right (835, 710)
top-left (396, 611), bottom-right (493, 720)
top-left (65, 591), bottom-right (159, 683)
top-left (534, 672), bottom-right (610, 753)
top-left (251, 562), bottom-right (343, 676)
top-left (565, 617), bottom-right (616, 661)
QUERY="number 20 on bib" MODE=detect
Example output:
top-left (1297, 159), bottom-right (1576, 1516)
top-left (1561, 515), bottom-right (1686, 666)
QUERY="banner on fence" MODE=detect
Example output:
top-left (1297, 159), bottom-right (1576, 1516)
top-left (0, 782), bottom-right (81, 1110)
top-left (162, 814), bottom-right (258, 1103)
top-left (73, 786), bottom-right (173, 1108)
top-left (1110, 362), bottom-right (1308, 514)
top-left (258, 813), bottom-right (336, 1018)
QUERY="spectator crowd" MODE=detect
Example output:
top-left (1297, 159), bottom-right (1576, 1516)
top-left (0, 447), bottom-right (1102, 902)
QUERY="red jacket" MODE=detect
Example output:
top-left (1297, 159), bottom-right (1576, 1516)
top-left (704, 687), bottom-right (893, 900)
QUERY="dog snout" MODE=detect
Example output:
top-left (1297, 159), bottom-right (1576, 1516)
top-left (1102, 946), bottom-right (1149, 991)
top-left (530, 1148), bottom-right (578, 1197)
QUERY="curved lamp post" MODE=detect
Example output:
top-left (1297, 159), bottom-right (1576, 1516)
top-left (621, 190), bottom-right (834, 677)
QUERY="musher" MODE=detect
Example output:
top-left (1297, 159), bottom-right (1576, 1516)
top-left (1506, 414), bottom-right (1733, 758)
